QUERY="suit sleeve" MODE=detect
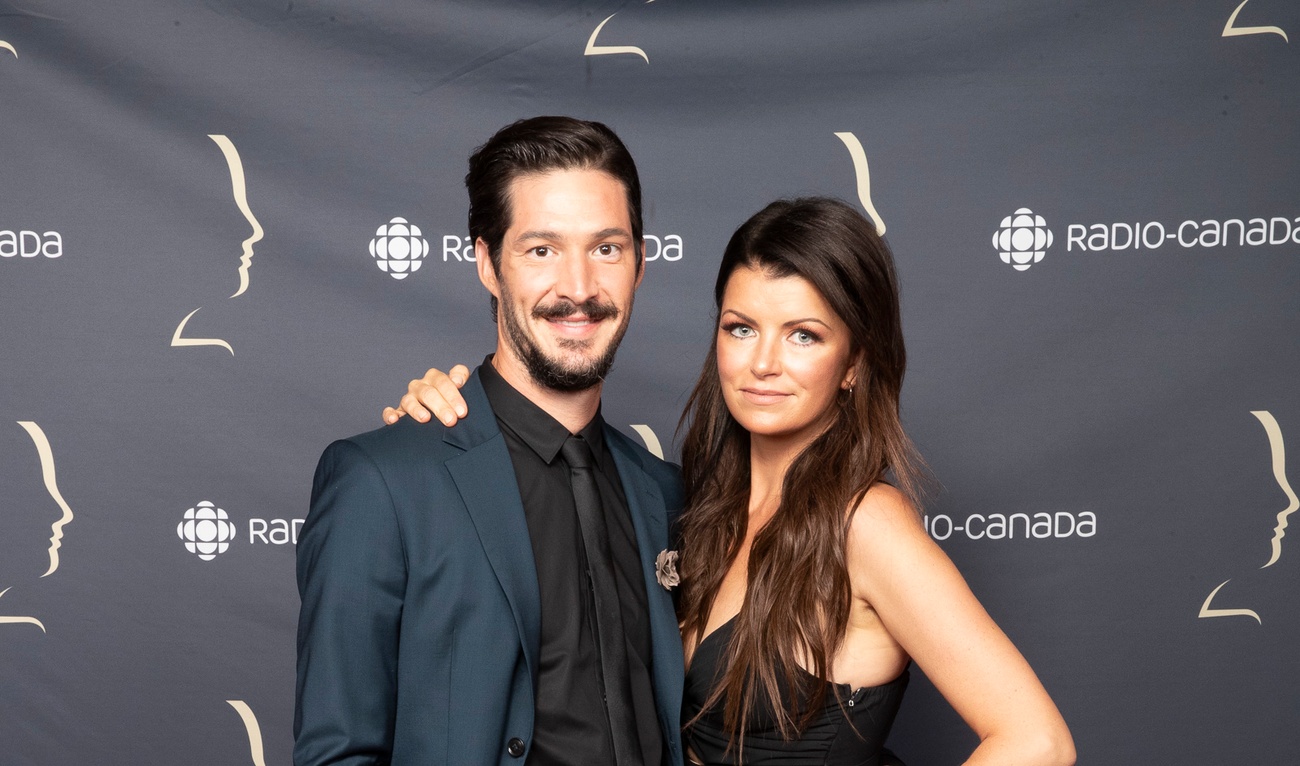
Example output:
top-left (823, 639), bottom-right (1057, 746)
top-left (294, 439), bottom-right (407, 766)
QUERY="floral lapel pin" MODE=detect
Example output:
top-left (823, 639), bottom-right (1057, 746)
top-left (654, 549), bottom-right (680, 591)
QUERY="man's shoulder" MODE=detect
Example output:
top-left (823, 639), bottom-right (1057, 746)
top-left (324, 417), bottom-right (440, 461)
top-left (320, 369), bottom-right (500, 469)
top-left (319, 408), bottom-right (494, 473)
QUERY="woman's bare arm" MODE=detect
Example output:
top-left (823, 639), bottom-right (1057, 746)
top-left (846, 485), bottom-right (1076, 766)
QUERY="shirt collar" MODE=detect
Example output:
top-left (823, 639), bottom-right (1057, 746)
top-left (478, 355), bottom-right (610, 468)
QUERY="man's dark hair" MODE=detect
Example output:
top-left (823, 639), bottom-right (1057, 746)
top-left (466, 116), bottom-right (644, 319)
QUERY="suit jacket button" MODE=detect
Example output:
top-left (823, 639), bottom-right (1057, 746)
top-left (507, 738), bottom-right (526, 758)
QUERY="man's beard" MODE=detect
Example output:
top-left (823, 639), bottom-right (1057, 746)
top-left (499, 286), bottom-right (630, 392)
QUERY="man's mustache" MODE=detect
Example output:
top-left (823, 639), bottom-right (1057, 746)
top-left (532, 299), bottom-right (620, 323)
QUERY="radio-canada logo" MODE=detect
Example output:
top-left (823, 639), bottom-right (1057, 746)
top-left (993, 208), bottom-right (1053, 272)
top-left (177, 501), bottom-right (236, 561)
top-left (1, 229), bottom-right (64, 259)
top-left (369, 217), bottom-right (429, 280)
top-left (990, 204), bottom-right (1300, 266)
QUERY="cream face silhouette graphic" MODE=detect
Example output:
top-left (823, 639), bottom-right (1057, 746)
top-left (1223, 0), bottom-right (1289, 42)
top-left (630, 424), bottom-right (664, 460)
top-left (833, 132), bottom-right (887, 236)
top-left (227, 700), bottom-right (269, 766)
top-left (170, 134), bottom-right (263, 355)
top-left (1198, 410), bottom-right (1297, 624)
top-left (171, 307), bottom-right (235, 355)
top-left (0, 421), bottom-right (75, 634)
top-left (0, 40), bottom-right (15, 57)
top-left (0, 587), bottom-right (44, 632)
top-left (210, 135), bottom-right (264, 299)
top-left (585, 13), bottom-right (649, 63)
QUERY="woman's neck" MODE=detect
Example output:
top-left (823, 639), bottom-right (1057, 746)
top-left (746, 433), bottom-right (810, 517)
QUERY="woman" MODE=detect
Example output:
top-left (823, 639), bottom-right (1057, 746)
top-left (386, 198), bottom-right (1075, 765)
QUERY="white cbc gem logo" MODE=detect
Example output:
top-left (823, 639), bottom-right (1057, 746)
top-left (993, 208), bottom-right (1053, 271)
top-left (177, 501), bottom-right (236, 561)
top-left (369, 217), bottom-right (430, 280)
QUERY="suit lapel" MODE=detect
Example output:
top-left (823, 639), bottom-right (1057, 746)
top-left (445, 373), bottom-right (541, 691)
top-left (607, 430), bottom-right (685, 749)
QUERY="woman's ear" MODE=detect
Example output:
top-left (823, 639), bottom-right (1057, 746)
top-left (842, 351), bottom-right (865, 391)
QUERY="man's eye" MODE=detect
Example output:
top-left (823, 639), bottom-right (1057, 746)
top-left (596, 244), bottom-right (619, 257)
top-left (531, 246), bottom-right (551, 257)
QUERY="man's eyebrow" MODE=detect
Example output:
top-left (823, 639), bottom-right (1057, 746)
top-left (591, 227), bottom-right (633, 241)
top-left (512, 227), bottom-right (633, 245)
top-left (512, 229), bottom-right (560, 244)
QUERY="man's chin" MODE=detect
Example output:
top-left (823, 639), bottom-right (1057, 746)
top-left (523, 343), bottom-right (618, 392)
top-left (530, 364), bottom-right (607, 392)
top-left (536, 330), bottom-right (609, 360)
top-left (545, 353), bottom-right (609, 379)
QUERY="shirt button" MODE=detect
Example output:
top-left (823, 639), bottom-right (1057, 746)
top-left (507, 737), bottom-right (526, 758)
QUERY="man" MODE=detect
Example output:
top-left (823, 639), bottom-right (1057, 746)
top-left (294, 116), bottom-right (685, 766)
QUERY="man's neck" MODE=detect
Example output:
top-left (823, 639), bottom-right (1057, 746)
top-left (490, 352), bottom-right (603, 434)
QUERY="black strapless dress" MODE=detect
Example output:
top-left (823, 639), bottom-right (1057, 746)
top-left (683, 616), bottom-right (908, 766)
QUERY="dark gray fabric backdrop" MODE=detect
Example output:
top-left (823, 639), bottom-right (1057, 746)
top-left (2, 1), bottom-right (1298, 762)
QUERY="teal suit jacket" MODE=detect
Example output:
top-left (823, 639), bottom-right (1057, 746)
top-left (294, 369), bottom-right (686, 765)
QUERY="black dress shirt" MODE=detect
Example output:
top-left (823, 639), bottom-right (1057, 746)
top-left (479, 359), bottom-right (662, 766)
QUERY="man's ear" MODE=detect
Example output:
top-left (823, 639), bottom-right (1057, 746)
top-left (476, 238), bottom-right (498, 297)
top-left (634, 239), bottom-right (646, 289)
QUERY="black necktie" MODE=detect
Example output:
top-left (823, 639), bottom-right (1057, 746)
top-left (561, 435), bottom-right (641, 766)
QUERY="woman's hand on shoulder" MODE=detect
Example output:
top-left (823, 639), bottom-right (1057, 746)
top-left (847, 486), bottom-right (1076, 766)
top-left (380, 364), bottom-right (471, 426)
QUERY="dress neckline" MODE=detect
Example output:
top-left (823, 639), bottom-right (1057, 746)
top-left (693, 613), bottom-right (908, 694)
top-left (696, 612), bottom-right (739, 652)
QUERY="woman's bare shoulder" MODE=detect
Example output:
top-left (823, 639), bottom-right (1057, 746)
top-left (849, 483), bottom-right (925, 541)
top-left (845, 482), bottom-right (947, 598)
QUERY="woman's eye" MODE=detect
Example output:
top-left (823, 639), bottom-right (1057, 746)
top-left (724, 324), bottom-right (754, 339)
top-left (792, 330), bottom-right (818, 345)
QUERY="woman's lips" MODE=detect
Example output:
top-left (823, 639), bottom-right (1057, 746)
top-left (740, 388), bottom-right (790, 405)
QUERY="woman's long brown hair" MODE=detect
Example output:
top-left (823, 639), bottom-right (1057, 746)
top-left (678, 197), bottom-right (926, 752)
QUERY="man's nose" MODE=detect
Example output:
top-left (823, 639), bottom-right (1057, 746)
top-left (554, 251), bottom-right (598, 305)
